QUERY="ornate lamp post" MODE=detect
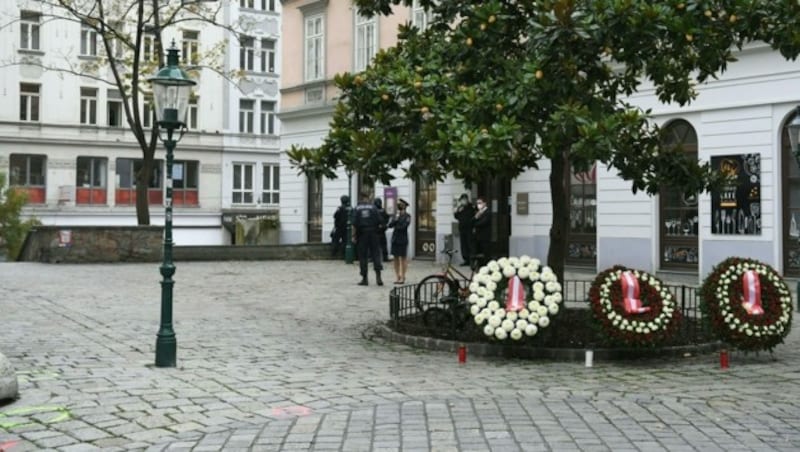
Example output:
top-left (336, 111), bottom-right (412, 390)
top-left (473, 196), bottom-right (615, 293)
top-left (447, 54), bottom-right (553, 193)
top-left (785, 106), bottom-right (800, 311)
top-left (148, 43), bottom-right (196, 367)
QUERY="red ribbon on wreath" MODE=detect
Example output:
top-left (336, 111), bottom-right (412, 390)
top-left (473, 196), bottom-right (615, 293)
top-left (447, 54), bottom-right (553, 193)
top-left (505, 275), bottom-right (526, 312)
top-left (741, 270), bottom-right (764, 316)
top-left (621, 271), bottom-right (651, 314)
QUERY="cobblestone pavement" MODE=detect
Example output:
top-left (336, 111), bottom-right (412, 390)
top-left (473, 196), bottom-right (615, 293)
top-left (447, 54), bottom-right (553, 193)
top-left (1, 260), bottom-right (799, 452)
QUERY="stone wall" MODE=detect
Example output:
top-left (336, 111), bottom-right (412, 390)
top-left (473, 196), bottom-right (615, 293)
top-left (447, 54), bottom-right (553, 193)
top-left (19, 226), bottom-right (163, 263)
top-left (18, 227), bottom-right (337, 263)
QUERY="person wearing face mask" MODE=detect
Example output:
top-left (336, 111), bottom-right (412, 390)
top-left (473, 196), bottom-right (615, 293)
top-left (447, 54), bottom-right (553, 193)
top-left (454, 193), bottom-right (476, 266)
top-left (388, 198), bottom-right (411, 284)
top-left (472, 196), bottom-right (492, 268)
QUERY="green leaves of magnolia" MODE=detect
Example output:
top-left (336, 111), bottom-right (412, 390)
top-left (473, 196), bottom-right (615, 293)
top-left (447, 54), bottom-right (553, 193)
top-left (289, 0), bottom-right (800, 196)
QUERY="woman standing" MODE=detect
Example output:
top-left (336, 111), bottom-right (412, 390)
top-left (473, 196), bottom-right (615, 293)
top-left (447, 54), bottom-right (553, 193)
top-left (388, 198), bottom-right (411, 284)
top-left (472, 196), bottom-right (492, 268)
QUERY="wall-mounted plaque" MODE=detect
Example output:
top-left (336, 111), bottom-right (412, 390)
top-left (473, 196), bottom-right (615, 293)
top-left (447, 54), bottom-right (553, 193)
top-left (516, 192), bottom-right (529, 215)
top-left (711, 153), bottom-right (761, 235)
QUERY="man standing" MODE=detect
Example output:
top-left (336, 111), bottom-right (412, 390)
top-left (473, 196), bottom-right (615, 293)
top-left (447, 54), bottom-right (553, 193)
top-left (454, 193), bottom-right (476, 266)
top-left (331, 195), bottom-right (350, 258)
top-left (353, 191), bottom-right (383, 286)
top-left (374, 198), bottom-right (390, 262)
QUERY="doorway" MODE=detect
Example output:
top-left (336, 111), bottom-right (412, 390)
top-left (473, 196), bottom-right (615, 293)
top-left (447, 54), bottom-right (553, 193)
top-left (477, 176), bottom-right (511, 259)
top-left (415, 178), bottom-right (436, 259)
top-left (307, 176), bottom-right (323, 242)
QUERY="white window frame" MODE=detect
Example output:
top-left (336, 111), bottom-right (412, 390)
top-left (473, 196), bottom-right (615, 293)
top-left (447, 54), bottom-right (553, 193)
top-left (239, 99), bottom-right (255, 133)
top-left (240, 0), bottom-right (254, 9)
top-left (80, 87), bottom-right (97, 125)
top-left (20, 83), bottom-right (40, 122)
top-left (76, 157), bottom-right (108, 188)
top-left (262, 0), bottom-right (276, 12)
top-left (143, 33), bottom-right (156, 62)
top-left (304, 14), bottom-right (324, 82)
top-left (260, 100), bottom-right (275, 135)
top-left (20, 11), bottom-right (41, 51)
top-left (262, 163), bottom-right (279, 205)
top-left (412, 0), bottom-right (432, 29)
top-left (143, 95), bottom-right (153, 128)
top-left (181, 30), bottom-right (199, 65)
top-left (187, 97), bottom-right (198, 130)
top-left (80, 22), bottom-right (98, 56)
top-left (354, 12), bottom-right (377, 72)
top-left (107, 90), bottom-right (124, 127)
top-left (260, 39), bottom-right (275, 74)
top-left (240, 35), bottom-right (255, 71)
top-left (232, 163), bottom-right (255, 204)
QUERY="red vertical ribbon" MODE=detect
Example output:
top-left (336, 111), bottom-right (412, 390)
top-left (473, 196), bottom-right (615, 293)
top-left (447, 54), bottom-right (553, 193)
top-left (621, 271), bottom-right (650, 314)
top-left (741, 270), bottom-right (764, 315)
top-left (505, 275), bottom-right (525, 312)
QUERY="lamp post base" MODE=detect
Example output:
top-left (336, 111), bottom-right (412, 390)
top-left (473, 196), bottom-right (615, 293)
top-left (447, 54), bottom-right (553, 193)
top-left (155, 335), bottom-right (176, 368)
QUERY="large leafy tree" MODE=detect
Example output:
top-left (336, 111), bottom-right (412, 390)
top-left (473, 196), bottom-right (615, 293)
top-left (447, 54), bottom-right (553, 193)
top-left (2, 0), bottom-right (235, 225)
top-left (289, 0), bottom-right (800, 279)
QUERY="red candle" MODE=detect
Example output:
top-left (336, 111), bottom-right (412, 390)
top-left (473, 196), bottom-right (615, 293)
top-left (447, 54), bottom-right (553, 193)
top-left (720, 349), bottom-right (729, 369)
top-left (458, 345), bottom-right (467, 364)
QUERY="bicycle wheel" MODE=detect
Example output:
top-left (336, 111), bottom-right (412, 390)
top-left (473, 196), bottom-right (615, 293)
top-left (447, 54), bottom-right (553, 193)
top-left (423, 306), bottom-right (451, 329)
top-left (414, 275), bottom-right (458, 311)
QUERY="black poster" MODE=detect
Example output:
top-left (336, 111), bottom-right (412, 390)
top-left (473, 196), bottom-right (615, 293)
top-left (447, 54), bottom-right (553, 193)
top-left (710, 153), bottom-right (761, 235)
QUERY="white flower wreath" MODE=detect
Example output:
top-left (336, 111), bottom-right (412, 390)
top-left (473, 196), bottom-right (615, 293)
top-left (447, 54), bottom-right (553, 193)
top-left (467, 256), bottom-right (562, 340)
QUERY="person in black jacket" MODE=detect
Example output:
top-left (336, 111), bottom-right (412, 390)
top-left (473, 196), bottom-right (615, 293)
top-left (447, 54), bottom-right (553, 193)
top-left (374, 198), bottom-right (390, 262)
top-left (388, 198), bottom-right (411, 284)
top-left (353, 191), bottom-right (383, 286)
top-left (330, 195), bottom-right (350, 258)
top-left (472, 196), bottom-right (492, 268)
top-left (454, 193), bottom-right (476, 266)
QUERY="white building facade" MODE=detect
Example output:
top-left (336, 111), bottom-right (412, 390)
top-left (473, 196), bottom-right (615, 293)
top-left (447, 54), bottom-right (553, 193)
top-left (0, 0), bottom-right (282, 246)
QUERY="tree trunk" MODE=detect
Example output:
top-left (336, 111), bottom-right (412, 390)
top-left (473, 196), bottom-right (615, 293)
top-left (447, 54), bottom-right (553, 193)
top-left (135, 156), bottom-right (153, 225)
top-left (548, 149), bottom-right (570, 283)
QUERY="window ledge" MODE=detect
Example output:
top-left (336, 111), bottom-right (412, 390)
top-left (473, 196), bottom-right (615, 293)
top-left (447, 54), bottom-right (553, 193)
top-left (18, 48), bottom-right (44, 56)
top-left (78, 54), bottom-right (99, 61)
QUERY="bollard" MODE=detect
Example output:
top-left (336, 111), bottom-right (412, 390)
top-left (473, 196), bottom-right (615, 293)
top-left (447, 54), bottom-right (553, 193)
top-left (720, 349), bottom-right (729, 369)
top-left (585, 349), bottom-right (593, 368)
top-left (458, 344), bottom-right (467, 364)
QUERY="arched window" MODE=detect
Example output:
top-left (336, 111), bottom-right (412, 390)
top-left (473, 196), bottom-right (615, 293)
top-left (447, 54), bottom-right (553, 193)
top-left (660, 120), bottom-right (699, 269)
top-left (782, 112), bottom-right (800, 275)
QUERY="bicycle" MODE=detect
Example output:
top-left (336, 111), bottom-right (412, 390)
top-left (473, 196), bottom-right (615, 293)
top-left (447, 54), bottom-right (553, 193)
top-left (413, 249), bottom-right (483, 330)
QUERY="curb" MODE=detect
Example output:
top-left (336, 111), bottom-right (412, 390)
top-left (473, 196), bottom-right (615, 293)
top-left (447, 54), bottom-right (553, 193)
top-left (374, 324), bottom-right (721, 361)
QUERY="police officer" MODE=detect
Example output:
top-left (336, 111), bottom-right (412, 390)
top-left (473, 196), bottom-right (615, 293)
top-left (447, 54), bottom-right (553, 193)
top-left (353, 190), bottom-right (383, 286)
top-left (374, 198), bottom-right (390, 262)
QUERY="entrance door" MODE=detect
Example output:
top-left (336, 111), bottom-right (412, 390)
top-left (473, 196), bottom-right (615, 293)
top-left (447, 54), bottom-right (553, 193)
top-left (782, 114), bottom-right (800, 275)
top-left (478, 177), bottom-right (511, 259)
top-left (307, 176), bottom-right (322, 242)
top-left (415, 179), bottom-right (436, 259)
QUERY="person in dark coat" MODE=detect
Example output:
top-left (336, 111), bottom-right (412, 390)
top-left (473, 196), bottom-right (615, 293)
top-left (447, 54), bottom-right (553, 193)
top-left (472, 196), bottom-right (492, 268)
top-left (353, 191), bottom-right (383, 286)
top-left (374, 198), bottom-right (390, 262)
top-left (453, 193), bottom-right (476, 266)
top-left (331, 195), bottom-right (350, 258)
top-left (388, 198), bottom-right (411, 284)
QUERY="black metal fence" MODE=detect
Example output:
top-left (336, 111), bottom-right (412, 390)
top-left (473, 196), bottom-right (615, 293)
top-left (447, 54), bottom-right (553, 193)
top-left (389, 279), bottom-right (710, 344)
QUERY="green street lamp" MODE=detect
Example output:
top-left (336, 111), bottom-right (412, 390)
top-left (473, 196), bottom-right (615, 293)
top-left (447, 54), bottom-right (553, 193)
top-left (148, 43), bottom-right (196, 368)
top-left (785, 106), bottom-right (800, 312)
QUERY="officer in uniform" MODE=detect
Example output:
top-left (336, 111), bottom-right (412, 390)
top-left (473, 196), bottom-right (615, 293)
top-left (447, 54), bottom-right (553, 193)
top-left (353, 191), bottom-right (383, 286)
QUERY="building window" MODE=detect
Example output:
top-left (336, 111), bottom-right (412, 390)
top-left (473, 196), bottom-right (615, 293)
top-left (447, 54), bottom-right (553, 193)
top-left (173, 160), bottom-right (199, 206)
top-left (355, 13), bottom-right (376, 72)
top-left (240, 0), bottom-right (254, 8)
top-left (143, 33), bottom-right (156, 62)
top-left (567, 163), bottom-right (597, 266)
top-left (187, 97), bottom-right (198, 130)
top-left (20, 83), bottom-right (40, 122)
top-left (660, 119), bottom-right (699, 268)
top-left (261, 0), bottom-right (276, 12)
top-left (239, 99), bottom-right (254, 133)
top-left (20, 11), bottom-right (41, 51)
top-left (260, 39), bottom-right (275, 73)
top-left (304, 14), bottom-right (324, 81)
top-left (109, 21), bottom-right (125, 58)
top-left (233, 163), bottom-right (254, 204)
top-left (260, 101), bottom-right (275, 135)
top-left (76, 157), bottom-right (107, 205)
top-left (182, 30), bottom-right (199, 65)
top-left (412, 0), bottom-right (432, 29)
top-left (80, 87), bottom-right (97, 125)
top-left (240, 36), bottom-right (255, 71)
top-left (9, 154), bottom-right (46, 204)
top-left (262, 164), bottom-right (279, 204)
top-left (80, 22), bottom-right (98, 56)
top-left (115, 158), bottom-right (163, 205)
top-left (143, 95), bottom-right (153, 128)
top-left (107, 89), bottom-right (123, 127)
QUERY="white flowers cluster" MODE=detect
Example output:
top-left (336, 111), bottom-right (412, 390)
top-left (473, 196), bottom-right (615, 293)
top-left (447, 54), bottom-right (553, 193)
top-left (598, 270), bottom-right (676, 335)
top-left (714, 263), bottom-right (792, 338)
top-left (467, 256), bottom-right (562, 340)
